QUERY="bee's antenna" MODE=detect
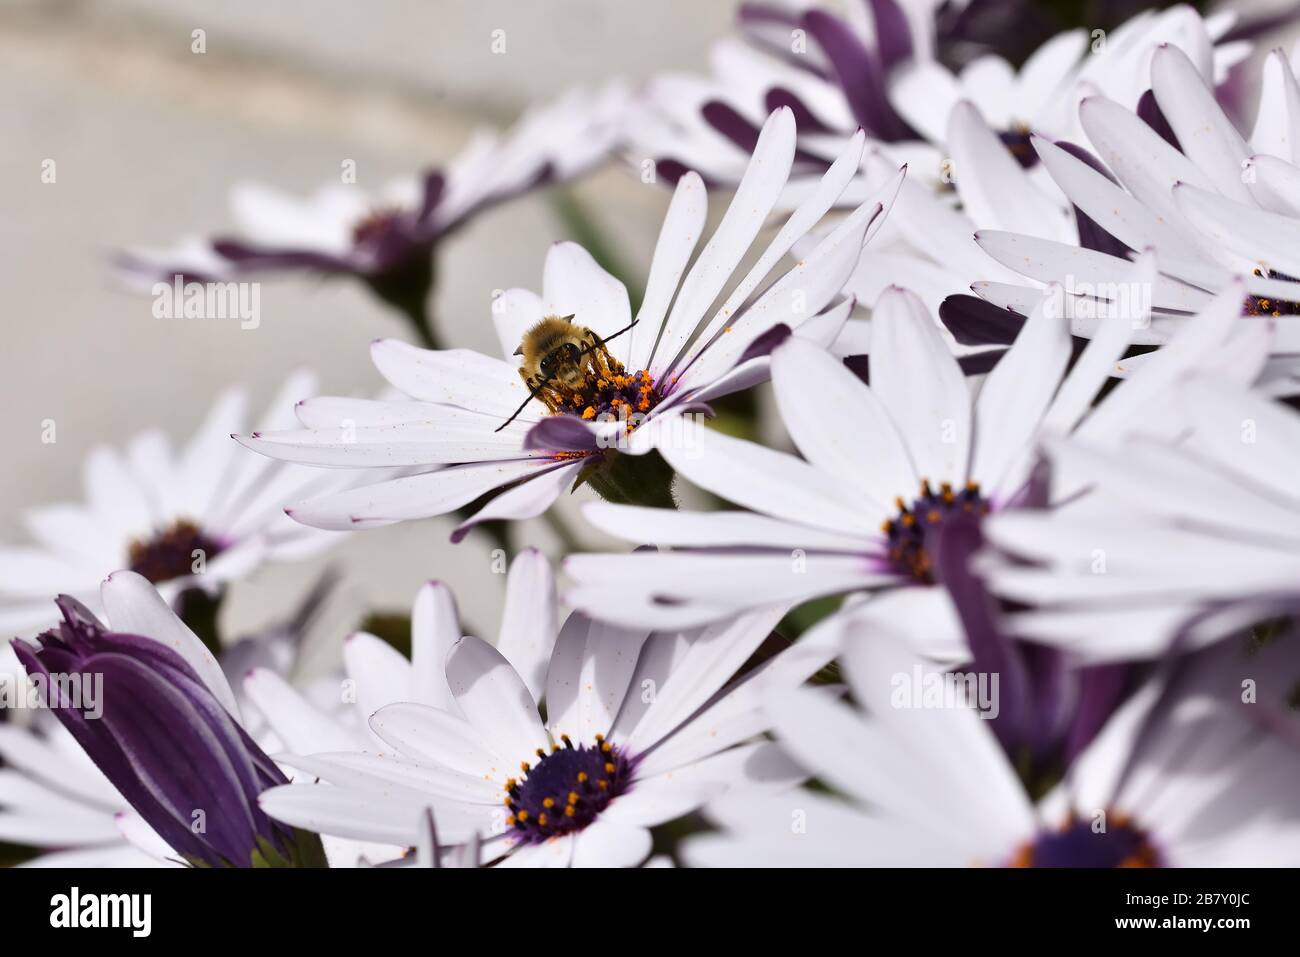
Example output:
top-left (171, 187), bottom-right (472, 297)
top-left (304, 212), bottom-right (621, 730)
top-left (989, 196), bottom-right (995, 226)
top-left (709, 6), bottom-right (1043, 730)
top-left (578, 318), bottom-right (639, 357)
top-left (494, 378), bottom-right (551, 433)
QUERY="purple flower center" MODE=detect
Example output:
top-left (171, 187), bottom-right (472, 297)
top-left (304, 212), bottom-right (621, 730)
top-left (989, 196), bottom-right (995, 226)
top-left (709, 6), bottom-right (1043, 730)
top-left (1011, 813), bottom-right (1161, 867)
top-left (504, 734), bottom-right (632, 844)
top-left (881, 480), bottom-right (991, 584)
top-left (999, 126), bottom-right (1040, 169)
top-left (128, 519), bottom-right (224, 585)
top-left (351, 207), bottom-right (405, 249)
top-left (532, 342), bottom-right (658, 434)
top-left (1244, 268), bottom-right (1300, 318)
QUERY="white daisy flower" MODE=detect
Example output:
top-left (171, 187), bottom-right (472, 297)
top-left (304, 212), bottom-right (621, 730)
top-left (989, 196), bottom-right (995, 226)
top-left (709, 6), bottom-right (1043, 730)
top-left (0, 372), bottom-right (368, 636)
top-left (239, 109), bottom-right (900, 540)
top-left (240, 548), bottom-right (558, 866)
top-left (117, 84), bottom-right (627, 292)
top-left (837, 11), bottom-right (1250, 363)
top-left (567, 271), bottom-right (1265, 653)
top-left (683, 622), bottom-right (1300, 867)
top-left (969, 44), bottom-right (1300, 392)
top-left (982, 374), bottom-right (1300, 660)
top-left (258, 603), bottom-right (834, 867)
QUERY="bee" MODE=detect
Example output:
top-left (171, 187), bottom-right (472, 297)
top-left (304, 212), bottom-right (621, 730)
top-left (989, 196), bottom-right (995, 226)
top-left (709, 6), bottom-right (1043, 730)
top-left (496, 314), bottom-right (639, 432)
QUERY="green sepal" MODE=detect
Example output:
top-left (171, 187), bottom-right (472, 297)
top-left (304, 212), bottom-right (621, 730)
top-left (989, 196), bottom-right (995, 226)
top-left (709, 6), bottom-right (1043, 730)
top-left (579, 449), bottom-right (677, 509)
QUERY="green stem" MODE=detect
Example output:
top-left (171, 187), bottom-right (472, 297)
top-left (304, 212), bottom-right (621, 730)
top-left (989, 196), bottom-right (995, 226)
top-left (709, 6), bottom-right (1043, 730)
top-left (365, 251), bottom-right (439, 349)
top-left (177, 587), bottom-right (224, 658)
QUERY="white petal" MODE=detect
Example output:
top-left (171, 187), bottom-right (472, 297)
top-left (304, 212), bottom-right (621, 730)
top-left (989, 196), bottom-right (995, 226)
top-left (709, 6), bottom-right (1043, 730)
top-left (1040, 251), bottom-right (1153, 433)
top-left (100, 571), bottom-right (240, 721)
top-left (370, 339), bottom-right (540, 420)
top-left (445, 637), bottom-right (549, 765)
top-left (1174, 182), bottom-right (1300, 278)
top-left (1033, 136), bottom-right (1228, 278)
top-left (544, 613), bottom-right (647, 742)
top-left (625, 605), bottom-right (787, 753)
top-left (628, 172), bottom-right (708, 373)
top-left (492, 288), bottom-right (545, 364)
top-left (869, 286), bottom-right (972, 485)
top-left (409, 581), bottom-right (459, 710)
top-left (450, 460), bottom-right (582, 544)
top-left (343, 631), bottom-right (414, 732)
top-left (242, 668), bottom-right (357, 754)
top-left (368, 702), bottom-right (500, 776)
top-left (661, 426), bottom-right (876, 534)
top-left (543, 242), bottom-right (633, 354)
top-left (970, 289), bottom-right (1072, 496)
top-left (948, 100), bottom-right (1071, 242)
top-left (770, 332), bottom-right (915, 513)
top-left (570, 818), bottom-right (652, 868)
top-left (286, 459), bottom-right (561, 530)
top-left (1252, 48), bottom-right (1300, 165)
top-left (495, 548), bottom-right (558, 703)
top-left (650, 108), bottom-right (796, 377)
top-left (1152, 44), bottom-right (1252, 204)
top-left (580, 502), bottom-right (871, 551)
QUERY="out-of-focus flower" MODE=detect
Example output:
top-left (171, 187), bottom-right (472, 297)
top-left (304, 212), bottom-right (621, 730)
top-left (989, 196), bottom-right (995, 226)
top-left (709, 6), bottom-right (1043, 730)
top-left (259, 603), bottom-right (832, 867)
top-left (116, 85), bottom-right (627, 345)
top-left (239, 109), bottom-right (899, 540)
top-left (568, 275), bottom-right (1263, 654)
top-left (0, 372), bottom-right (369, 637)
top-left (983, 375), bottom-right (1300, 659)
top-left (9, 572), bottom-right (327, 868)
top-left (631, 0), bottom-right (940, 194)
top-left (683, 620), bottom-right (1300, 866)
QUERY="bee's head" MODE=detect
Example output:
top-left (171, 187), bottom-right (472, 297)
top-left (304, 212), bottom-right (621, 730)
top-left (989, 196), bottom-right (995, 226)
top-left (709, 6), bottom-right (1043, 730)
top-left (540, 342), bottom-right (581, 380)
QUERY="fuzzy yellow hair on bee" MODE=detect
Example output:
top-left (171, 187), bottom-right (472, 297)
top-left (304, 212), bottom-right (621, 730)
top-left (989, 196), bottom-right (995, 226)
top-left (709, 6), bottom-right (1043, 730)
top-left (494, 314), bottom-right (641, 432)
top-left (515, 314), bottom-right (595, 391)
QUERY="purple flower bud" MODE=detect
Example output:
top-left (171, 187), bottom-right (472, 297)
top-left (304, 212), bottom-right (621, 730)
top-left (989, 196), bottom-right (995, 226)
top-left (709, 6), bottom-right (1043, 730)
top-left (12, 596), bottom-right (325, 868)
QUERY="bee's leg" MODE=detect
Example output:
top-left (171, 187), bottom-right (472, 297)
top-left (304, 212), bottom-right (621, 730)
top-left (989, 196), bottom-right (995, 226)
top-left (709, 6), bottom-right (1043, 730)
top-left (584, 330), bottom-right (608, 376)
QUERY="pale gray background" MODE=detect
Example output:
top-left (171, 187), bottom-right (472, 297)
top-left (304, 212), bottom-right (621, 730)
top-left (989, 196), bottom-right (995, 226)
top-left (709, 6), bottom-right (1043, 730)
top-left (0, 0), bottom-right (1292, 654)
